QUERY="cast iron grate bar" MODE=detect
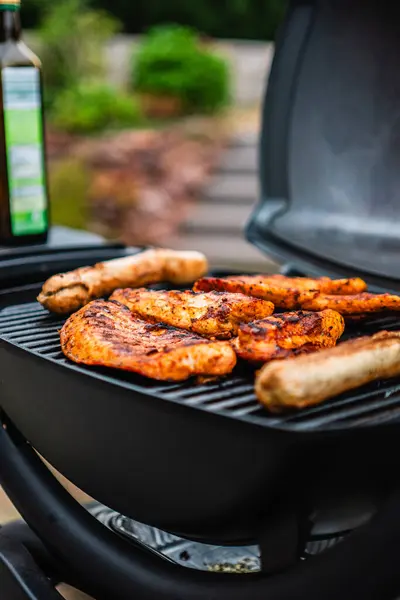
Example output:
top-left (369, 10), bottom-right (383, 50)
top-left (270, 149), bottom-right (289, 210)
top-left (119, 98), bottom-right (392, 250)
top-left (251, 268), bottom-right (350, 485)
top-left (1, 301), bottom-right (400, 433)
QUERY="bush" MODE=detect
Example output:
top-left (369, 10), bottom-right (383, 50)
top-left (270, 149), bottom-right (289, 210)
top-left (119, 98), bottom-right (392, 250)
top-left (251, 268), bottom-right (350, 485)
top-left (51, 84), bottom-right (143, 134)
top-left (36, 0), bottom-right (119, 107)
top-left (132, 25), bottom-right (230, 114)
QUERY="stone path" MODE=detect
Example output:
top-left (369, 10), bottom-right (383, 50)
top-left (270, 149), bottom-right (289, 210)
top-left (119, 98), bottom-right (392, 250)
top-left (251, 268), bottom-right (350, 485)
top-left (170, 132), bottom-right (276, 272)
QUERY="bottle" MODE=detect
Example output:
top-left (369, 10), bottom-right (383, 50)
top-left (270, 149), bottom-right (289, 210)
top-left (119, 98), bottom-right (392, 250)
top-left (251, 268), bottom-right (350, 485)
top-left (0, 0), bottom-right (49, 244)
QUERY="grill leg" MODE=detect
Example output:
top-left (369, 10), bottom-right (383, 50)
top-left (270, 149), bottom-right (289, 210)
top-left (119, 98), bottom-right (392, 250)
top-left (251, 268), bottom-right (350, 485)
top-left (0, 531), bottom-right (63, 600)
top-left (2, 417), bottom-right (400, 599)
top-left (258, 508), bottom-right (299, 574)
top-left (1, 519), bottom-right (62, 585)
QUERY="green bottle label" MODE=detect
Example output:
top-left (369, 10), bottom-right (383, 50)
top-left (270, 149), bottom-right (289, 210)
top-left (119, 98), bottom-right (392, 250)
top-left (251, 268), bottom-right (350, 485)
top-left (2, 66), bottom-right (48, 236)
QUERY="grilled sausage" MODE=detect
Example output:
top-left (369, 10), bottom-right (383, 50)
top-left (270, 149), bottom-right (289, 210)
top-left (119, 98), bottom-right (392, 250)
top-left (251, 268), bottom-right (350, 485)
top-left (38, 248), bottom-right (208, 314)
top-left (255, 331), bottom-right (400, 412)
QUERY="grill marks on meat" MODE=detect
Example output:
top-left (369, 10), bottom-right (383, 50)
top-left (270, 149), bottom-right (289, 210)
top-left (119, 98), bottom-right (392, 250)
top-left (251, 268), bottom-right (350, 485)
top-left (60, 300), bottom-right (237, 381)
top-left (255, 330), bottom-right (400, 412)
top-left (193, 275), bottom-right (366, 310)
top-left (301, 292), bottom-right (400, 315)
top-left (110, 288), bottom-right (274, 339)
top-left (194, 275), bottom-right (400, 316)
top-left (234, 309), bottom-right (344, 363)
top-left (244, 274), bottom-right (367, 294)
top-left (38, 248), bottom-right (208, 315)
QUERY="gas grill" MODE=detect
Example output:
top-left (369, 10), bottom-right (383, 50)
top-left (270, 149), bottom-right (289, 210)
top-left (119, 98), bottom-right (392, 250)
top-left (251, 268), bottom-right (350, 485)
top-left (3, 0), bottom-right (400, 598)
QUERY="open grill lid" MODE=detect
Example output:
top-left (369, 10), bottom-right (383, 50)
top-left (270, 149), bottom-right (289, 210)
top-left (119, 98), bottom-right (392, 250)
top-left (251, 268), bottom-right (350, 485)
top-left (247, 0), bottom-right (400, 292)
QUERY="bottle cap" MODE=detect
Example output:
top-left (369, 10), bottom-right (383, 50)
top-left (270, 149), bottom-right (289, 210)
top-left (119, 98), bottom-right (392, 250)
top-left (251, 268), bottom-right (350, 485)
top-left (0, 0), bottom-right (20, 10)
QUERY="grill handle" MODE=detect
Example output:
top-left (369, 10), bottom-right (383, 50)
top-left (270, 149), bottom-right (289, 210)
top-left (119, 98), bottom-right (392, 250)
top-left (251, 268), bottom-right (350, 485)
top-left (1, 417), bottom-right (400, 600)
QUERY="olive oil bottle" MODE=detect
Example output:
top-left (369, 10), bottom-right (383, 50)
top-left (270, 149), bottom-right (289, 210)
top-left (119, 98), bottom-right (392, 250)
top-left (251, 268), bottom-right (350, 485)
top-left (0, 0), bottom-right (49, 244)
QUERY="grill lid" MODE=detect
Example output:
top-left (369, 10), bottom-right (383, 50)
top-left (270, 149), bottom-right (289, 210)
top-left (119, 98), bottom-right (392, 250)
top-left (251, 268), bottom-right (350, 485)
top-left (247, 0), bottom-right (400, 290)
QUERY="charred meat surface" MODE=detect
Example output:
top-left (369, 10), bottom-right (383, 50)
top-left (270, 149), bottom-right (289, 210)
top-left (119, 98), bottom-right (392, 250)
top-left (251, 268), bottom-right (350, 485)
top-left (255, 330), bottom-right (400, 412)
top-left (234, 309), bottom-right (344, 363)
top-left (245, 274), bottom-right (367, 294)
top-left (194, 275), bottom-right (366, 309)
top-left (301, 292), bottom-right (400, 315)
top-left (60, 300), bottom-right (237, 381)
top-left (38, 248), bottom-right (208, 315)
top-left (110, 288), bottom-right (274, 339)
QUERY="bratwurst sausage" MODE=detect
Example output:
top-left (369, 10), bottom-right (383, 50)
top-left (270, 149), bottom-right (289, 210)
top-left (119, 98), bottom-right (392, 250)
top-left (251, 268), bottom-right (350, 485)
top-left (38, 248), bottom-right (208, 314)
top-left (255, 330), bottom-right (400, 412)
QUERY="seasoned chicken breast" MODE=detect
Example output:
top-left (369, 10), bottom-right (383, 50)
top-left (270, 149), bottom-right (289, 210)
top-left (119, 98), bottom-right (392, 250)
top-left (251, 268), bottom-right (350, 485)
top-left (301, 292), bottom-right (400, 315)
top-left (38, 248), bottom-right (208, 315)
top-left (194, 275), bottom-right (366, 309)
top-left (255, 331), bottom-right (400, 412)
top-left (248, 274), bottom-right (367, 294)
top-left (110, 288), bottom-right (274, 339)
top-left (60, 300), bottom-right (236, 381)
top-left (234, 309), bottom-right (344, 363)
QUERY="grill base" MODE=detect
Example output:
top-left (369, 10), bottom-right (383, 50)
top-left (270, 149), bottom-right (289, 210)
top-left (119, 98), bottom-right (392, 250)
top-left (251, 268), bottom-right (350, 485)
top-left (2, 282), bottom-right (400, 541)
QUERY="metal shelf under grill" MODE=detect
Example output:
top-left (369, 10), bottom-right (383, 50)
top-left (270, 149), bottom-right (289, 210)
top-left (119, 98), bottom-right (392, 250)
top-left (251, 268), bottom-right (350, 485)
top-left (1, 301), bottom-right (400, 433)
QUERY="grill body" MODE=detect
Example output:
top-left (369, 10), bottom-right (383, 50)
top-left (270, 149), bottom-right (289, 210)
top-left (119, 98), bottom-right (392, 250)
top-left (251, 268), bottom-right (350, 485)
top-left (2, 276), bottom-right (400, 543)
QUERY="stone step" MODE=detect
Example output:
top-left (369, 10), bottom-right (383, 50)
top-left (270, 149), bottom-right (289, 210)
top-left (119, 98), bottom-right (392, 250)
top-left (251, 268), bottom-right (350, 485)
top-left (203, 174), bottom-right (259, 204)
top-left (218, 145), bottom-right (258, 174)
top-left (183, 201), bottom-right (256, 234)
top-left (229, 131), bottom-right (259, 147)
top-left (168, 233), bottom-right (276, 271)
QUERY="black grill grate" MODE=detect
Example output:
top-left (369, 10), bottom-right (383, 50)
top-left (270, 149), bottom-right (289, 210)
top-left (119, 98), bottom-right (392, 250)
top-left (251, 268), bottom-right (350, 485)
top-left (1, 301), bottom-right (400, 433)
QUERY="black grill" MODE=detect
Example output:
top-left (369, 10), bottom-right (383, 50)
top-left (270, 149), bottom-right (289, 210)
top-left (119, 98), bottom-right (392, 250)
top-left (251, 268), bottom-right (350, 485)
top-left (2, 299), bottom-right (400, 433)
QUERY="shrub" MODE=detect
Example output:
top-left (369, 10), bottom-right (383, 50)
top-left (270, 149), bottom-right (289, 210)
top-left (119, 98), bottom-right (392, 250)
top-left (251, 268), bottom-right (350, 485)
top-left (132, 25), bottom-right (230, 114)
top-left (51, 84), bottom-right (143, 134)
top-left (36, 0), bottom-right (119, 107)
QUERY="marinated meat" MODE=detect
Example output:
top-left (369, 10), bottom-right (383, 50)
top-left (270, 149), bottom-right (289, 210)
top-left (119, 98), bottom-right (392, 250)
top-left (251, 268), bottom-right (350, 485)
top-left (60, 300), bottom-right (237, 381)
top-left (194, 275), bottom-right (366, 309)
top-left (301, 292), bottom-right (400, 315)
top-left (234, 309), bottom-right (344, 363)
top-left (110, 288), bottom-right (274, 339)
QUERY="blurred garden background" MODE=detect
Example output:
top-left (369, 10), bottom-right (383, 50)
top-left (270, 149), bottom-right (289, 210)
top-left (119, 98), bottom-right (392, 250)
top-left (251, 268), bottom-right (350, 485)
top-left (2, 3), bottom-right (287, 597)
top-left (22, 0), bottom-right (287, 269)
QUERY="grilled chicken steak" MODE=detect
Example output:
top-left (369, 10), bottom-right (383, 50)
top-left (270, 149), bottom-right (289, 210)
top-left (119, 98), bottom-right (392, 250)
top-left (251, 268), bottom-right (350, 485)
top-left (248, 274), bottom-right (366, 294)
top-left (234, 309), bottom-right (344, 363)
top-left (194, 275), bottom-right (366, 309)
top-left (255, 330), bottom-right (400, 412)
top-left (38, 248), bottom-right (208, 315)
top-left (60, 300), bottom-right (236, 381)
top-left (110, 288), bottom-right (274, 339)
top-left (301, 292), bottom-right (400, 315)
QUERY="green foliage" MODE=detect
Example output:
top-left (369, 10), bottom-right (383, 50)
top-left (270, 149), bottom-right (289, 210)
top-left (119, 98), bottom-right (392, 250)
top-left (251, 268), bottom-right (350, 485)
top-left (51, 84), bottom-right (143, 134)
top-left (49, 158), bottom-right (89, 230)
top-left (94, 0), bottom-right (287, 41)
top-left (23, 0), bottom-right (287, 41)
top-left (35, 0), bottom-right (119, 106)
top-left (133, 25), bottom-right (230, 114)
